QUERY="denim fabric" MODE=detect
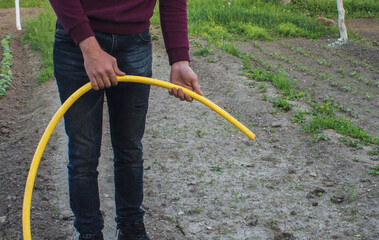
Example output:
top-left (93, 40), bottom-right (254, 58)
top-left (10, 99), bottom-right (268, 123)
top-left (53, 20), bottom-right (152, 237)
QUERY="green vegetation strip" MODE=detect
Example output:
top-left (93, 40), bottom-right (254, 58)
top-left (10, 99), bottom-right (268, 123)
top-left (0, 0), bottom-right (44, 8)
top-left (0, 34), bottom-right (13, 97)
top-left (23, 1), bottom-right (56, 84)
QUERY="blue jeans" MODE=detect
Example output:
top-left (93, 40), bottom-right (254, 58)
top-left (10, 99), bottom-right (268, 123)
top-left (53, 21), bottom-right (152, 237)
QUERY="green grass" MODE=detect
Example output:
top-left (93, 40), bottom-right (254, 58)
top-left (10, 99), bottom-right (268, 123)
top-left (22, 1), bottom-right (56, 83)
top-left (0, 0), bottom-right (44, 8)
top-left (286, 0), bottom-right (379, 19)
top-left (303, 115), bottom-right (378, 145)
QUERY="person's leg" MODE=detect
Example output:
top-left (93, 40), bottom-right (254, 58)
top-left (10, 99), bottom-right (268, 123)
top-left (53, 20), bottom-right (109, 238)
top-left (104, 30), bottom-right (152, 230)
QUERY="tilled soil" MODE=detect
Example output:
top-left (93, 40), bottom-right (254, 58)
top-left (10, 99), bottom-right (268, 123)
top-left (0, 8), bottom-right (378, 240)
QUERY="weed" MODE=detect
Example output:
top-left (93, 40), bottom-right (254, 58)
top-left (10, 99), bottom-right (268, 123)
top-left (343, 86), bottom-right (351, 92)
top-left (258, 83), bottom-right (268, 93)
top-left (297, 65), bottom-right (308, 72)
top-left (303, 115), bottom-right (378, 145)
top-left (245, 81), bottom-right (256, 87)
top-left (152, 34), bottom-right (159, 40)
top-left (206, 58), bottom-right (217, 63)
top-left (271, 97), bottom-right (293, 111)
top-left (345, 183), bottom-right (357, 202)
top-left (211, 160), bottom-right (224, 172)
top-left (313, 133), bottom-right (329, 142)
top-left (292, 110), bottom-right (307, 123)
top-left (194, 46), bottom-right (213, 56)
top-left (241, 53), bottom-right (251, 69)
top-left (338, 137), bottom-right (362, 149)
top-left (317, 58), bottom-right (327, 66)
top-left (368, 164), bottom-right (379, 176)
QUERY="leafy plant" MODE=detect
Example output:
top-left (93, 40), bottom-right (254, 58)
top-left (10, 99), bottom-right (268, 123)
top-left (271, 97), bottom-right (292, 111)
top-left (194, 46), bottom-right (213, 56)
top-left (0, 34), bottom-right (13, 97)
top-left (369, 164), bottom-right (379, 176)
top-left (292, 110), bottom-right (307, 123)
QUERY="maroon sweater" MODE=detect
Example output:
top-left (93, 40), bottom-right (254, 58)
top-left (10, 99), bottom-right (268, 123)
top-left (49, 0), bottom-right (189, 64)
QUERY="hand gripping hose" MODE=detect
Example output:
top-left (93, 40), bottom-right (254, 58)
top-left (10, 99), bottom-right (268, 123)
top-left (22, 75), bottom-right (255, 239)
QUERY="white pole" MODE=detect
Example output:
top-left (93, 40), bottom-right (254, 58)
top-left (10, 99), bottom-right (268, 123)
top-left (15, 0), bottom-right (22, 30)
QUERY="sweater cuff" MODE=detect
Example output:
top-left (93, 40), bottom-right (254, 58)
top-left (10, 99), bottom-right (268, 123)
top-left (69, 22), bottom-right (95, 46)
top-left (168, 47), bottom-right (190, 65)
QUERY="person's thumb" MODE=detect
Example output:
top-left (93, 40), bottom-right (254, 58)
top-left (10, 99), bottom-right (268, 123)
top-left (113, 62), bottom-right (125, 76)
top-left (193, 80), bottom-right (203, 96)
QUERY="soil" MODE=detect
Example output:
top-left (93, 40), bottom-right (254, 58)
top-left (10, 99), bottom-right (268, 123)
top-left (0, 8), bottom-right (378, 240)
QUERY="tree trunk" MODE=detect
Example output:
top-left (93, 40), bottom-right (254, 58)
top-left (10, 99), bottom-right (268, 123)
top-left (337, 0), bottom-right (348, 43)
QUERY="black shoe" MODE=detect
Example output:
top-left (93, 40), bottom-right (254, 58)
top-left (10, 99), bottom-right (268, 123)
top-left (117, 220), bottom-right (150, 240)
top-left (79, 232), bottom-right (104, 240)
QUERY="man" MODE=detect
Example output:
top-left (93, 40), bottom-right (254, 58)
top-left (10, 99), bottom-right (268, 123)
top-left (48, 0), bottom-right (202, 239)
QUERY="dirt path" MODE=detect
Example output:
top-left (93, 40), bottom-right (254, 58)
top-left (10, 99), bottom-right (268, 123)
top-left (0, 8), bottom-right (378, 240)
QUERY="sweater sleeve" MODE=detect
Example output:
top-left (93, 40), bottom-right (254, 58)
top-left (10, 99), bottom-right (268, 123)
top-left (49, 0), bottom-right (94, 45)
top-left (159, 0), bottom-right (190, 64)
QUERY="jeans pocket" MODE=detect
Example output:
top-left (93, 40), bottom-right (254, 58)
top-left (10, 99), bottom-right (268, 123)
top-left (54, 20), bottom-right (73, 41)
top-left (138, 30), bottom-right (151, 43)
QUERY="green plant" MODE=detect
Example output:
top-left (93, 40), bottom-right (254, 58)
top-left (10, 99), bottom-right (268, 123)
top-left (211, 160), bottom-right (224, 172)
top-left (303, 115), bottom-right (378, 145)
top-left (258, 83), bottom-right (268, 93)
top-left (276, 22), bottom-right (306, 37)
top-left (345, 184), bottom-right (357, 202)
top-left (313, 133), bottom-right (329, 142)
top-left (23, 1), bottom-right (57, 83)
top-left (338, 137), bottom-right (362, 149)
top-left (271, 97), bottom-right (292, 111)
top-left (0, 0), bottom-right (44, 8)
top-left (343, 86), bottom-right (351, 91)
top-left (369, 164), bottom-right (379, 176)
top-left (0, 34), bottom-right (13, 96)
top-left (194, 46), bottom-right (213, 56)
top-left (292, 110), bottom-right (307, 123)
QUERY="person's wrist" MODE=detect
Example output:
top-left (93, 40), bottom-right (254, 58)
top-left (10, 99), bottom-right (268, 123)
top-left (79, 36), bottom-right (100, 55)
top-left (172, 60), bottom-right (189, 68)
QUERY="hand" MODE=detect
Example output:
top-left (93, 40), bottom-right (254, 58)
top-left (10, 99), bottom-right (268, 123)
top-left (79, 36), bottom-right (125, 90)
top-left (169, 61), bottom-right (202, 102)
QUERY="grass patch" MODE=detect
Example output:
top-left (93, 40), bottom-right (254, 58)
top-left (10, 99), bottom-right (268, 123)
top-left (0, 0), bottom-right (44, 8)
top-left (193, 46), bottom-right (213, 57)
top-left (303, 115), bottom-right (378, 145)
top-left (286, 0), bottom-right (379, 19)
top-left (22, 1), bottom-right (56, 84)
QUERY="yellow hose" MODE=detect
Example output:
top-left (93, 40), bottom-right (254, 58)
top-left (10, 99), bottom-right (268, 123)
top-left (22, 75), bottom-right (255, 240)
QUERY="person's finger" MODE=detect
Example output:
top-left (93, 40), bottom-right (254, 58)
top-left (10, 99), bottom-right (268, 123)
top-left (177, 88), bottom-right (185, 101)
top-left (95, 75), bottom-right (105, 89)
top-left (112, 59), bottom-right (124, 86)
top-left (193, 80), bottom-right (203, 96)
top-left (89, 76), bottom-right (99, 91)
top-left (109, 72), bottom-right (118, 87)
top-left (102, 74), bottom-right (112, 88)
top-left (184, 93), bottom-right (193, 102)
top-left (170, 87), bottom-right (177, 96)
